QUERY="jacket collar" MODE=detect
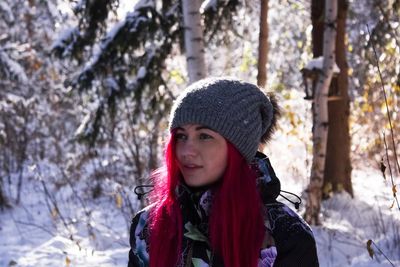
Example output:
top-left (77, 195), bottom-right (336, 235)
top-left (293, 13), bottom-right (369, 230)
top-left (174, 151), bottom-right (281, 214)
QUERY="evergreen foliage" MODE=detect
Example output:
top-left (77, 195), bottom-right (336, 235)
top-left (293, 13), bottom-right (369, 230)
top-left (52, 0), bottom-right (240, 146)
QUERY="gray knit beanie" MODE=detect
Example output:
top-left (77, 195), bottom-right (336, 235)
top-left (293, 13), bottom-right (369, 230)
top-left (169, 77), bottom-right (275, 162)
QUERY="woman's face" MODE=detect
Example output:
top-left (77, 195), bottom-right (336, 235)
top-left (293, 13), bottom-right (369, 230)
top-left (175, 124), bottom-right (228, 187)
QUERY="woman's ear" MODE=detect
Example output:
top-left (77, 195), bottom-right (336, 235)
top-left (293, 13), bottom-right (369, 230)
top-left (261, 93), bottom-right (281, 144)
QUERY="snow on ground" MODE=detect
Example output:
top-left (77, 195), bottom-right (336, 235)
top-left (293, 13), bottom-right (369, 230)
top-left (315, 168), bottom-right (400, 267)
top-left (2, 162), bottom-right (399, 267)
top-left (0, 162), bottom-right (139, 267)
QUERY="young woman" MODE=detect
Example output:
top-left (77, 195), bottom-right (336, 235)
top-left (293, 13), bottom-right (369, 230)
top-left (128, 77), bottom-right (319, 267)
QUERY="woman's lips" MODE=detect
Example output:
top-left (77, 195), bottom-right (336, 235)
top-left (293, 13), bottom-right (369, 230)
top-left (182, 164), bottom-right (202, 172)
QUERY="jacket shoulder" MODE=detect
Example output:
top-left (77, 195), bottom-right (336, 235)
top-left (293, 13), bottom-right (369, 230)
top-left (128, 204), bottom-right (155, 267)
top-left (132, 204), bottom-right (154, 226)
top-left (264, 202), bottom-right (319, 267)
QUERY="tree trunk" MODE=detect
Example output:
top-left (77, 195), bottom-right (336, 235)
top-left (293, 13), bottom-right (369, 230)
top-left (182, 0), bottom-right (207, 83)
top-left (324, 0), bottom-right (352, 198)
top-left (310, 0), bottom-right (353, 199)
top-left (257, 0), bottom-right (269, 88)
top-left (311, 0), bottom-right (324, 56)
top-left (305, 0), bottom-right (338, 225)
top-left (0, 181), bottom-right (9, 210)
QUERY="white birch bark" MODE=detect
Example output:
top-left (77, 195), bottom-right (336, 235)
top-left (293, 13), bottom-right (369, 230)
top-left (182, 0), bottom-right (207, 83)
top-left (304, 0), bottom-right (338, 225)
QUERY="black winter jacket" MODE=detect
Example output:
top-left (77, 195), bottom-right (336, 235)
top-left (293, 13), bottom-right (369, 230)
top-left (128, 152), bottom-right (319, 267)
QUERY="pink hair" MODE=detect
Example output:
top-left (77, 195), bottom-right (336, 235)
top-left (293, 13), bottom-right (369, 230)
top-left (149, 134), bottom-right (265, 267)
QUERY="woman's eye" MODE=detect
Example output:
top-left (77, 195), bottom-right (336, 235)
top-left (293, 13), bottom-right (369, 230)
top-left (175, 133), bottom-right (187, 141)
top-left (199, 133), bottom-right (213, 140)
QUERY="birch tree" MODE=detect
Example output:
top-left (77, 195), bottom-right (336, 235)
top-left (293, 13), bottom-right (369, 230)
top-left (182, 0), bottom-right (206, 83)
top-left (310, 0), bottom-right (352, 199)
top-left (304, 0), bottom-right (338, 225)
top-left (257, 0), bottom-right (269, 88)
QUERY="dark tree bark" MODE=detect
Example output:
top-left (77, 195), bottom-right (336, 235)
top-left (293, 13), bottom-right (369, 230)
top-left (257, 0), bottom-right (269, 88)
top-left (311, 0), bottom-right (324, 56)
top-left (324, 0), bottom-right (353, 197)
top-left (311, 0), bottom-right (352, 198)
top-left (0, 182), bottom-right (9, 210)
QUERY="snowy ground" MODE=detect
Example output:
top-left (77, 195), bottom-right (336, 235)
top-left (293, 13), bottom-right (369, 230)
top-left (1, 163), bottom-right (399, 267)
top-left (314, 168), bottom-right (400, 267)
top-left (0, 168), bottom-right (134, 267)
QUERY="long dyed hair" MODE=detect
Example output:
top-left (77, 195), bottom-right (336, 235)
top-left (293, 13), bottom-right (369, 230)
top-left (148, 134), bottom-right (265, 267)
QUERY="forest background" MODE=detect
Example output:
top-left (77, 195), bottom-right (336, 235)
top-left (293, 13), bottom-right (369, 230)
top-left (0, 0), bottom-right (399, 266)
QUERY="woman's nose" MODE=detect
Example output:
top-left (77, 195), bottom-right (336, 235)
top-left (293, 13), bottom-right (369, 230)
top-left (181, 139), bottom-right (198, 157)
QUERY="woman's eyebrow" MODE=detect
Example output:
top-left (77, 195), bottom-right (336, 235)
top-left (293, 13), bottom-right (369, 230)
top-left (195, 126), bottom-right (212, 131)
top-left (175, 127), bottom-right (185, 132)
top-left (175, 126), bottom-right (212, 131)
